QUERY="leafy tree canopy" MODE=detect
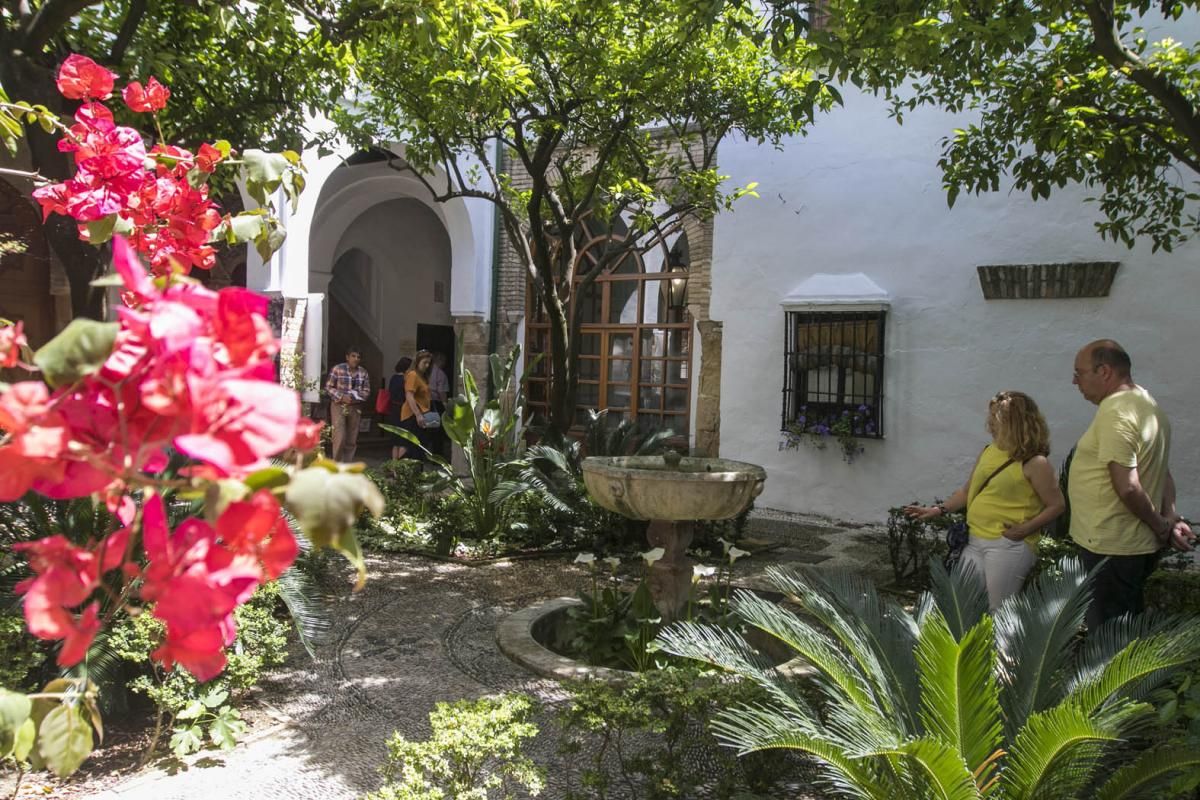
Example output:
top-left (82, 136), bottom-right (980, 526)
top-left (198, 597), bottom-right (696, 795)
top-left (752, 0), bottom-right (1200, 251)
top-left (335, 0), bottom-right (835, 430)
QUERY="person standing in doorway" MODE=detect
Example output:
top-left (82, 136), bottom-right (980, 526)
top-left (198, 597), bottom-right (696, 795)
top-left (326, 346), bottom-right (370, 462)
top-left (1069, 339), bottom-right (1195, 629)
top-left (387, 356), bottom-right (413, 460)
top-left (399, 350), bottom-right (434, 460)
top-left (429, 351), bottom-right (450, 457)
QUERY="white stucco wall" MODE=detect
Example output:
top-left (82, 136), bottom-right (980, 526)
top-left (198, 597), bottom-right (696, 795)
top-left (328, 198), bottom-right (453, 372)
top-left (712, 89), bottom-right (1200, 522)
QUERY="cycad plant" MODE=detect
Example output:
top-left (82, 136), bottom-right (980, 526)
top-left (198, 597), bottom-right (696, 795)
top-left (657, 558), bottom-right (1200, 799)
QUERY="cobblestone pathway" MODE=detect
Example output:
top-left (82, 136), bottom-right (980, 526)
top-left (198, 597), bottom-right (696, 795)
top-left (86, 511), bottom-right (882, 800)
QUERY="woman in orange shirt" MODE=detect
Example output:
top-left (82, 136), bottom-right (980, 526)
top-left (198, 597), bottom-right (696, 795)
top-left (398, 350), bottom-right (434, 460)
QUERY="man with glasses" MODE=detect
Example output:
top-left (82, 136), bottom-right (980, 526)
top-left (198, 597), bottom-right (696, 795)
top-left (1069, 339), bottom-right (1195, 628)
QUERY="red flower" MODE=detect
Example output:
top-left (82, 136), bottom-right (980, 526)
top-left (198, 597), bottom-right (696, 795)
top-left (13, 536), bottom-right (102, 666)
top-left (195, 143), bottom-right (226, 173)
top-left (291, 419), bottom-right (324, 452)
top-left (56, 55), bottom-right (116, 101)
top-left (0, 321), bottom-right (27, 368)
top-left (175, 377), bottom-right (300, 476)
top-left (215, 491), bottom-right (298, 581)
top-left (122, 77), bottom-right (170, 113)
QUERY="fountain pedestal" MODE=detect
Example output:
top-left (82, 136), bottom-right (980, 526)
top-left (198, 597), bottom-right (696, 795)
top-left (646, 520), bottom-right (694, 621)
top-left (581, 453), bottom-right (766, 623)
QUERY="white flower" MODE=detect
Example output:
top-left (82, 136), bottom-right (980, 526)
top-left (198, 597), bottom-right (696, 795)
top-left (717, 537), bottom-right (732, 554)
top-left (602, 556), bottom-right (621, 571)
top-left (641, 547), bottom-right (666, 566)
top-left (728, 546), bottom-right (750, 565)
top-left (574, 552), bottom-right (596, 565)
top-left (692, 564), bottom-right (717, 583)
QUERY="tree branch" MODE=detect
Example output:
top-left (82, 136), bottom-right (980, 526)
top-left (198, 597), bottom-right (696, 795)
top-left (19, 0), bottom-right (100, 54)
top-left (109, 0), bottom-right (148, 64)
top-left (1084, 0), bottom-right (1200, 176)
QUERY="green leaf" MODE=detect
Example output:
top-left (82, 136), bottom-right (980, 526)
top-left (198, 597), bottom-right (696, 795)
top-left (169, 725), bottom-right (204, 757)
top-left (243, 466), bottom-right (291, 491)
top-left (0, 691), bottom-right (32, 758)
top-left (38, 705), bottom-right (93, 778)
top-left (33, 318), bottom-right (120, 388)
top-left (284, 467), bottom-right (383, 589)
top-left (202, 689), bottom-right (229, 709)
top-left (12, 717), bottom-right (35, 762)
top-left (85, 214), bottom-right (118, 245)
top-left (89, 272), bottom-right (127, 288)
top-left (176, 700), bottom-right (206, 720)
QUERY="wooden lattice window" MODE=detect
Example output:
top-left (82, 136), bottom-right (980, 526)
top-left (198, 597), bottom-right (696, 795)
top-left (525, 220), bottom-right (693, 437)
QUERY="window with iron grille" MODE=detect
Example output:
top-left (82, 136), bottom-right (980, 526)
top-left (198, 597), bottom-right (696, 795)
top-left (782, 310), bottom-right (885, 439)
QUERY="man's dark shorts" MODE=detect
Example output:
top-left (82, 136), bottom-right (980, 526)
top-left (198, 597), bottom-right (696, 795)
top-left (1078, 546), bottom-right (1160, 629)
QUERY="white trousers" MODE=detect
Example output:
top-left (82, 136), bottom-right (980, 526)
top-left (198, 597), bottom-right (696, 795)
top-left (960, 535), bottom-right (1036, 610)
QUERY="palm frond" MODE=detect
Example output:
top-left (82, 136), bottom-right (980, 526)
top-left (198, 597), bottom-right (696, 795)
top-left (867, 737), bottom-right (981, 800)
top-left (275, 512), bottom-right (337, 659)
top-left (1072, 610), bottom-right (1173, 690)
top-left (765, 568), bottom-right (918, 731)
top-left (1068, 624), bottom-right (1200, 718)
top-left (919, 558), bottom-right (988, 642)
top-left (915, 610), bottom-right (1002, 775)
top-left (993, 555), bottom-right (1091, 738)
top-left (1002, 702), bottom-right (1120, 800)
top-left (72, 628), bottom-right (132, 718)
top-left (727, 588), bottom-right (884, 717)
top-left (1094, 743), bottom-right (1200, 800)
top-left (711, 704), bottom-right (895, 800)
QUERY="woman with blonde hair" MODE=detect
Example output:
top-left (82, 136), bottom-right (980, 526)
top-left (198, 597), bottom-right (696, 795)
top-left (906, 391), bottom-right (1066, 609)
top-left (398, 350), bottom-right (434, 461)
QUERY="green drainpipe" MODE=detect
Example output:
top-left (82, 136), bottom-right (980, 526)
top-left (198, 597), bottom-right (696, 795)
top-left (485, 138), bottom-right (503, 401)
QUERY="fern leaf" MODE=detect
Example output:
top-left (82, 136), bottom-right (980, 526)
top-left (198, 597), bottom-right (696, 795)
top-left (1094, 743), bottom-right (1200, 800)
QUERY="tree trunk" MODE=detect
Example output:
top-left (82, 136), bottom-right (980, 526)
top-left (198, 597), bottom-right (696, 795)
top-left (546, 292), bottom-right (575, 434)
top-left (0, 50), bottom-right (108, 320)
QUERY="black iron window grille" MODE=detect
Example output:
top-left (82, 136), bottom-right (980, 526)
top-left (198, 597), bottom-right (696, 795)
top-left (781, 309), bottom-right (886, 438)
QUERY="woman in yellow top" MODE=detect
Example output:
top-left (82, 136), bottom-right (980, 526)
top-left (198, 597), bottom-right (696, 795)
top-left (398, 350), bottom-right (434, 460)
top-left (906, 391), bottom-right (1066, 609)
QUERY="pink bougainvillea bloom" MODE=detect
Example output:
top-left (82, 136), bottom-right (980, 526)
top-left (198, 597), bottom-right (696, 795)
top-left (215, 491), bottom-right (298, 581)
top-left (0, 321), bottom-right (27, 368)
top-left (13, 536), bottom-right (101, 664)
top-left (152, 626), bottom-right (230, 682)
top-left (175, 378), bottom-right (300, 476)
top-left (291, 419), bottom-right (324, 452)
top-left (57, 602), bottom-right (101, 667)
top-left (56, 55), bottom-right (116, 101)
top-left (122, 77), bottom-right (170, 113)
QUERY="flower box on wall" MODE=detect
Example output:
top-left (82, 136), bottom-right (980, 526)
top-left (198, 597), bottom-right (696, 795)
top-left (976, 261), bottom-right (1119, 299)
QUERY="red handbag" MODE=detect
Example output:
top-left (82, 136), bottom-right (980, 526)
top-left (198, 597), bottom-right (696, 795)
top-left (374, 387), bottom-right (392, 414)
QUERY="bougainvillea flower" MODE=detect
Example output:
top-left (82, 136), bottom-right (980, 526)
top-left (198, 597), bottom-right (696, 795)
top-left (122, 77), bottom-right (170, 113)
top-left (291, 419), bottom-right (324, 452)
top-left (152, 626), bottom-right (230, 682)
top-left (195, 143), bottom-right (226, 173)
top-left (57, 602), bottom-right (101, 667)
top-left (175, 378), bottom-right (300, 476)
top-left (215, 491), bottom-right (298, 581)
top-left (0, 321), bottom-right (27, 368)
top-left (56, 54), bottom-right (116, 101)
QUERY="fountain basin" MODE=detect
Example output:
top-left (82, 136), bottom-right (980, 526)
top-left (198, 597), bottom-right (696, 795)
top-left (581, 455), bottom-right (766, 521)
top-left (496, 596), bottom-right (813, 683)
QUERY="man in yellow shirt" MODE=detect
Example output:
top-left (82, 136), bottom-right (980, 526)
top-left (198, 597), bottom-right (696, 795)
top-left (1069, 339), bottom-right (1195, 628)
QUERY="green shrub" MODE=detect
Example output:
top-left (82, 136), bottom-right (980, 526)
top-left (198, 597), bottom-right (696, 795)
top-left (885, 503), bottom-right (954, 587)
top-left (365, 694), bottom-right (544, 800)
top-left (1146, 556), bottom-right (1200, 617)
top-left (107, 582), bottom-right (289, 760)
top-left (0, 612), bottom-right (46, 692)
top-left (558, 667), bottom-right (792, 799)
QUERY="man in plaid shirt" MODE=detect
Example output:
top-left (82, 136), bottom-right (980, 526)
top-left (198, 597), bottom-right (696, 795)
top-left (325, 346), bottom-right (370, 461)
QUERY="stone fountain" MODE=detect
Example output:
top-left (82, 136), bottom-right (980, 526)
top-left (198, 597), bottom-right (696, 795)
top-left (580, 451), bottom-right (766, 622)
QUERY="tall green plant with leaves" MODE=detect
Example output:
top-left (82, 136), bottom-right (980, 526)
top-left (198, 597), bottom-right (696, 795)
top-left (659, 559), bottom-right (1200, 799)
top-left (386, 344), bottom-right (538, 541)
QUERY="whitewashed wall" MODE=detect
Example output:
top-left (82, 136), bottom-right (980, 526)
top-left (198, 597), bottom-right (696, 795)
top-left (712, 89), bottom-right (1200, 522)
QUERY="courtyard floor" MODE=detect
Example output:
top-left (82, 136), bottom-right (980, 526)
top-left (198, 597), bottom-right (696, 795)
top-left (21, 511), bottom-right (891, 800)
